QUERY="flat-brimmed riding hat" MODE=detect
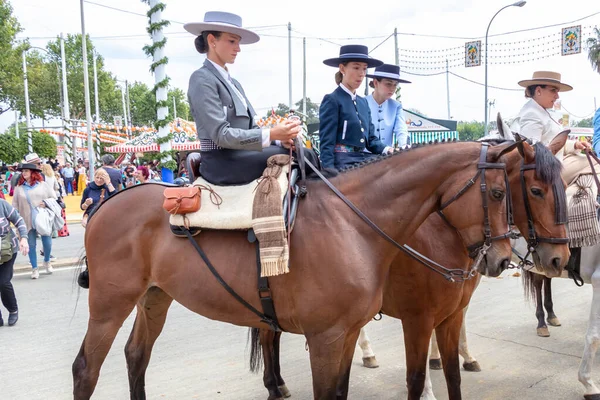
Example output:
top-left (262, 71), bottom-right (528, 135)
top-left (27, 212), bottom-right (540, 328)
top-left (323, 45), bottom-right (383, 68)
top-left (17, 163), bottom-right (42, 172)
top-left (518, 71), bottom-right (573, 92)
top-left (183, 11), bottom-right (260, 45)
top-left (366, 64), bottom-right (411, 83)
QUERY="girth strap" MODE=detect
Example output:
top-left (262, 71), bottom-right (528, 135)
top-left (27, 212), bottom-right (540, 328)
top-left (182, 228), bottom-right (282, 332)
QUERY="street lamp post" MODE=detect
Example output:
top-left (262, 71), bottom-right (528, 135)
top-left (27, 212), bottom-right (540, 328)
top-left (484, 1), bottom-right (526, 136)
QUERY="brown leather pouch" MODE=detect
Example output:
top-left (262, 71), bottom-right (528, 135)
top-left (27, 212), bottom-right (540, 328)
top-left (162, 187), bottom-right (201, 215)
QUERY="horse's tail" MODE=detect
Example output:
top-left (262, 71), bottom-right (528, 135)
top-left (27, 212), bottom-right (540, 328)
top-left (248, 327), bottom-right (263, 373)
top-left (522, 269), bottom-right (539, 304)
top-left (75, 254), bottom-right (89, 289)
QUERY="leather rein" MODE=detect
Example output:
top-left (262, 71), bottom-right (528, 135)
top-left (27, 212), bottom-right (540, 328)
top-left (305, 143), bottom-right (512, 283)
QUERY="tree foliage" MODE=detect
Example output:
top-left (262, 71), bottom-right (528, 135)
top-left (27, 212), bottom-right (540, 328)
top-left (267, 98), bottom-right (320, 124)
top-left (457, 121), bottom-right (485, 141)
top-left (575, 117), bottom-right (593, 128)
top-left (587, 27), bottom-right (600, 74)
top-left (0, 0), bottom-right (24, 116)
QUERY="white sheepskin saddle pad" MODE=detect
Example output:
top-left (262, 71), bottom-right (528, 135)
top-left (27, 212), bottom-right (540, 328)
top-left (169, 166), bottom-right (289, 230)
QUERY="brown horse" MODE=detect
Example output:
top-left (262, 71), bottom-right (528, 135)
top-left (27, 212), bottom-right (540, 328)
top-left (73, 141), bottom-right (518, 400)
top-left (251, 133), bottom-right (570, 400)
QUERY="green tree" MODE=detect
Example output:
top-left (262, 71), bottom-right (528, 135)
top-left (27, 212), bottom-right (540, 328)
top-left (0, 133), bottom-right (20, 163)
top-left (575, 117), bottom-right (593, 128)
top-left (128, 81), bottom-right (156, 127)
top-left (265, 98), bottom-right (320, 124)
top-left (16, 130), bottom-right (57, 159)
top-left (587, 27), bottom-right (600, 74)
top-left (458, 121), bottom-right (485, 141)
top-left (167, 87), bottom-right (190, 121)
top-left (0, 0), bottom-right (25, 116)
top-left (46, 34), bottom-right (122, 122)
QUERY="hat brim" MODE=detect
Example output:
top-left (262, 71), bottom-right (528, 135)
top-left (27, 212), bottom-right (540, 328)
top-left (518, 79), bottom-right (573, 92)
top-left (366, 73), bottom-right (411, 84)
top-left (17, 163), bottom-right (42, 172)
top-left (183, 22), bottom-right (260, 44)
top-left (323, 56), bottom-right (383, 68)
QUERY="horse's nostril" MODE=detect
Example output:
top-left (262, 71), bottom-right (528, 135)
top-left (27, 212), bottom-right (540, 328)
top-left (552, 257), bottom-right (562, 269)
top-left (500, 258), bottom-right (510, 271)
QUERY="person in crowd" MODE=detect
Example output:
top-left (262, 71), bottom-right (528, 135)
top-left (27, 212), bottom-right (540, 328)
top-left (41, 164), bottom-right (60, 198)
top-left (101, 154), bottom-right (123, 191)
top-left (124, 165), bottom-right (136, 188)
top-left (62, 162), bottom-right (75, 195)
top-left (319, 45), bottom-right (391, 171)
top-left (54, 171), bottom-right (69, 238)
top-left (366, 63), bottom-right (411, 149)
top-left (9, 163), bottom-right (20, 196)
top-left (135, 166), bottom-right (150, 184)
top-left (76, 162), bottom-right (87, 196)
top-left (592, 107), bottom-right (600, 156)
top-left (80, 168), bottom-right (116, 228)
top-left (184, 11), bottom-right (301, 185)
top-left (11, 162), bottom-right (57, 279)
top-left (0, 198), bottom-right (28, 326)
top-left (510, 71), bottom-right (590, 157)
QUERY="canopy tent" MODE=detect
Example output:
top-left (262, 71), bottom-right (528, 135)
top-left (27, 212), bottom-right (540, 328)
top-left (105, 118), bottom-right (200, 153)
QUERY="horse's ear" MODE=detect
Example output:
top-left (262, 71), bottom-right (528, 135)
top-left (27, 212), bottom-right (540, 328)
top-left (548, 130), bottom-right (570, 155)
top-left (493, 140), bottom-right (524, 161)
top-left (521, 140), bottom-right (535, 164)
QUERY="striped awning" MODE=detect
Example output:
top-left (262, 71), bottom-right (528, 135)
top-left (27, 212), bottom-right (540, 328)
top-left (410, 131), bottom-right (459, 144)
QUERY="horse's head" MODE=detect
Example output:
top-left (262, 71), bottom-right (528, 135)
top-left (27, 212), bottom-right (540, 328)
top-left (439, 142), bottom-right (522, 277)
top-left (501, 132), bottom-right (570, 277)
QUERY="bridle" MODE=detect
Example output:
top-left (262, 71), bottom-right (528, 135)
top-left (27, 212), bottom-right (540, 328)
top-left (512, 160), bottom-right (569, 269)
top-left (437, 143), bottom-right (514, 260)
top-left (304, 143), bottom-right (513, 282)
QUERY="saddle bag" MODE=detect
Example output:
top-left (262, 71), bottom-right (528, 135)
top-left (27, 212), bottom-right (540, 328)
top-left (163, 187), bottom-right (201, 215)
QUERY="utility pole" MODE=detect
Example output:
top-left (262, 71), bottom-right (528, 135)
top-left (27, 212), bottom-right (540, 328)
top-left (22, 50), bottom-right (32, 154)
top-left (125, 79), bottom-right (132, 131)
top-left (173, 96), bottom-right (177, 120)
top-left (394, 28), bottom-right (399, 66)
top-left (92, 51), bottom-right (100, 123)
top-left (15, 111), bottom-right (19, 139)
top-left (80, 0), bottom-right (95, 177)
top-left (302, 37), bottom-right (306, 117)
top-left (121, 84), bottom-right (129, 138)
top-left (60, 33), bottom-right (74, 164)
top-left (288, 22), bottom-right (292, 110)
top-left (446, 59), bottom-right (451, 119)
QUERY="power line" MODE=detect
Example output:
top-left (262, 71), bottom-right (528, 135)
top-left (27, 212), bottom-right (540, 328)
top-left (561, 104), bottom-right (596, 119)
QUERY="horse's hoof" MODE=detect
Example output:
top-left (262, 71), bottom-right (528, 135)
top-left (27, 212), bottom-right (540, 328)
top-left (547, 316), bottom-right (562, 327)
top-left (463, 360), bottom-right (481, 372)
top-left (537, 327), bottom-right (550, 337)
top-left (278, 385), bottom-right (291, 398)
top-left (429, 358), bottom-right (443, 370)
top-left (584, 394), bottom-right (600, 400)
top-left (362, 356), bottom-right (379, 368)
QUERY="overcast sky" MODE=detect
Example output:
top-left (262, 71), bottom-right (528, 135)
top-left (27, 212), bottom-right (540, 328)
top-left (3, 0), bottom-right (600, 132)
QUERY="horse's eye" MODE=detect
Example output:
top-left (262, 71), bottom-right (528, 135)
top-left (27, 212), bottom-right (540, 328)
top-left (530, 187), bottom-right (544, 198)
top-left (491, 189), bottom-right (505, 201)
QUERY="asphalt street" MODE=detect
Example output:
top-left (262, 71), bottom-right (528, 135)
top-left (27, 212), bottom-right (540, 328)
top-left (0, 227), bottom-right (598, 399)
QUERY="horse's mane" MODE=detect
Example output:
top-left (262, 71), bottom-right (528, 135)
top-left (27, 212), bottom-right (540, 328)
top-left (336, 138), bottom-right (461, 174)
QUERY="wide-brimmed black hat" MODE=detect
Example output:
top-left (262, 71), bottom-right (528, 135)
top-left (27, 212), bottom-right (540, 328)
top-left (367, 64), bottom-right (411, 84)
top-left (17, 163), bottom-right (42, 172)
top-left (323, 45), bottom-right (383, 68)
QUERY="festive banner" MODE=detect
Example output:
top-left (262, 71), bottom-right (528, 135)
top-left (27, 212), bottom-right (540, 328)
top-left (465, 40), bottom-right (481, 67)
top-left (561, 25), bottom-right (581, 56)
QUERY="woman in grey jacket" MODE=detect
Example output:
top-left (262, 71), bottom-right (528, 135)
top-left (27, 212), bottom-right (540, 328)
top-left (0, 199), bottom-right (29, 326)
top-left (184, 12), bottom-right (301, 185)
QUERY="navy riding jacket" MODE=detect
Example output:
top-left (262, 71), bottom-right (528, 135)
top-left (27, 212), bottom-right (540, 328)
top-left (318, 86), bottom-right (387, 169)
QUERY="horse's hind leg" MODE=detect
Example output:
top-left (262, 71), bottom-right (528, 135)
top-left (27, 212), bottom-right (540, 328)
top-left (357, 326), bottom-right (379, 368)
top-left (543, 277), bottom-right (561, 327)
top-left (272, 331), bottom-right (291, 398)
top-left (458, 305), bottom-right (480, 372)
top-left (579, 270), bottom-right (600, 399)
top-left (258, 329), bottom-right (287, 400)
top-left (73, 285), bottom-right (143, 399)
top-left (429, 331), bottom-right (442, 370)
top-left (533, 274), bottom-right (550, 337)
top-left (125, 287), bottom-right (174, 400)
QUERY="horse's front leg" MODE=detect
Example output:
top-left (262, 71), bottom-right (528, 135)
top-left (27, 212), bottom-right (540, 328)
top-left (543, 276), bottom-right (561, 327)
top-left (305, 329), bottom-right (350, 400)
top-left (533, 274), bottom-right (550, 337)
top-left (458, 305), bottom-right (480, 372)
top-left (435, 310), bottom-right (464, 400)
top-left (357, 326), bottom-right (379, 368)
top-left (578, 271), bottom-right (600, 399)
top-left (403, 318), bottom-right (435, 400)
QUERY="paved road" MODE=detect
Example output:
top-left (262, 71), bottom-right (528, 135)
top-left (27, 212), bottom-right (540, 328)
top-left (1, 258), bottom-right (597, 400)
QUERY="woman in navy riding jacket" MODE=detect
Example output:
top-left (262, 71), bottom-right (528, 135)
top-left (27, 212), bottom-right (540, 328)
top-left (318, 45), bottom-right (392, 171)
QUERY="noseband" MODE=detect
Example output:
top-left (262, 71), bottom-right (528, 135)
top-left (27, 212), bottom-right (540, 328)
top-left (513, 161), bottom-right (569, 268)
top-left (437, 143), bottom-right (514, 260)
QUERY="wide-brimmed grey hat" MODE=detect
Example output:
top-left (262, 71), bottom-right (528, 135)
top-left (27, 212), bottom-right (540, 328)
top-left (184, 11), bottom-right (259, 44)
top-left (367, 64), bottom-right (411, 84)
